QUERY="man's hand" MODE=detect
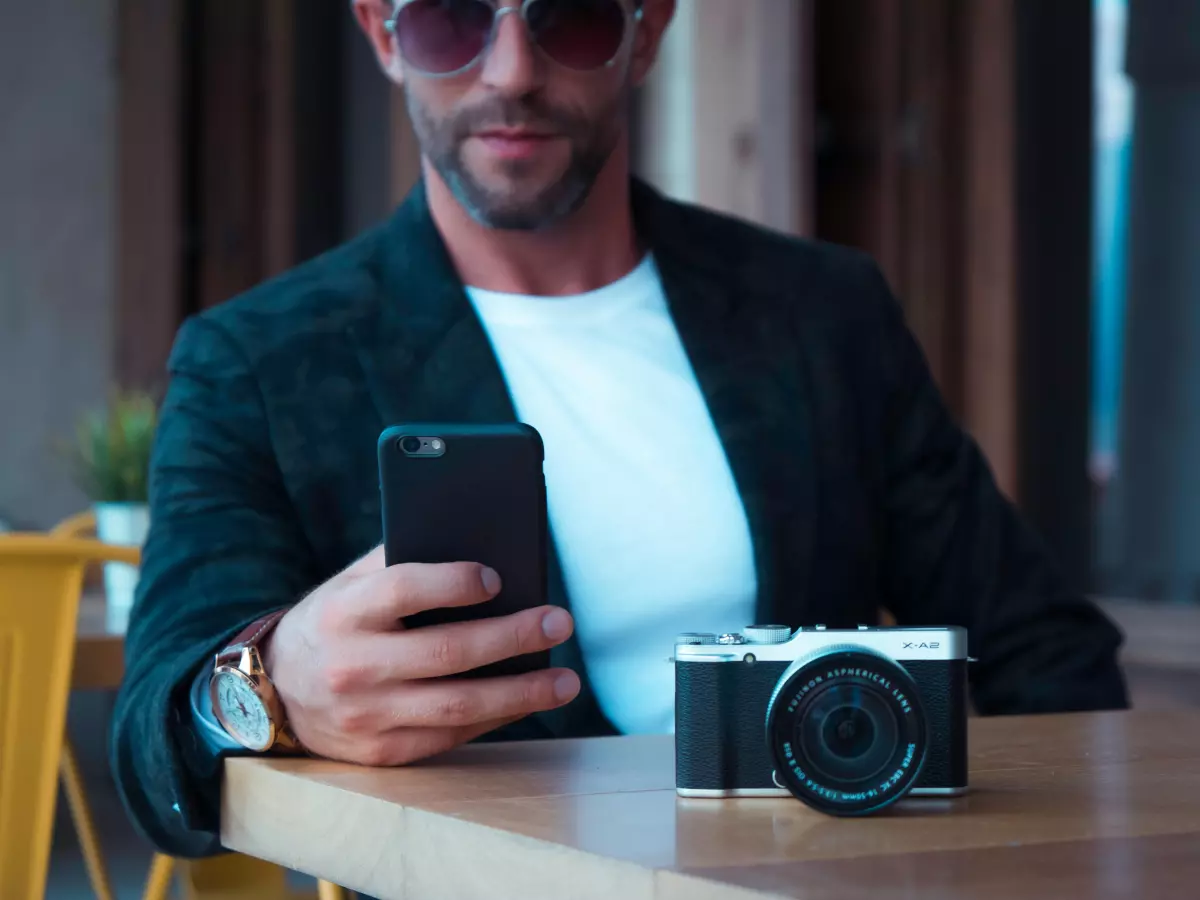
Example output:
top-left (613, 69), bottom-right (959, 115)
top-left (262, 545), bottom-right (580, 766)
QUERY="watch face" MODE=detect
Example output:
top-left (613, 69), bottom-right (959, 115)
top-left (213, 671), bottom-right (273, 751)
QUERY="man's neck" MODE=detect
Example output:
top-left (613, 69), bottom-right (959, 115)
top-left (423, 144), bottom-right (643, 298)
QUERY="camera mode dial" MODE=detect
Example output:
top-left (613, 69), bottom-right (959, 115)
top-left (744, 625), bottom-right (792, 644)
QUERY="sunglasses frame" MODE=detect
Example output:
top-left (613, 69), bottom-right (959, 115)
top-left (384, 0), bottom-right (645, 79)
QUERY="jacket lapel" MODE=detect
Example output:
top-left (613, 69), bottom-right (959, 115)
top-left (346, 182), bottom-right (519, 429)
top-left (632, 181), bottom-right (818, 629)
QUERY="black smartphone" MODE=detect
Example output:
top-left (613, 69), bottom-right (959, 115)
top-left (377, 422), bottom-right (549, 678)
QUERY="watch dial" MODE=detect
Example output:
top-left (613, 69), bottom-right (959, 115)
top-left (214, 672), bottom-right (272, 750)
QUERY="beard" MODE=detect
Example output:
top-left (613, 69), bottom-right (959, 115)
top-left (405, 87), bottom-right (628, 231)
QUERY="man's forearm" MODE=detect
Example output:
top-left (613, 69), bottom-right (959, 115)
top-left (109, 312), bottom-right (325, 855)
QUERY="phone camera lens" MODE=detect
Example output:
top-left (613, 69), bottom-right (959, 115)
top-left (400, 436), bottom-right (422, 454)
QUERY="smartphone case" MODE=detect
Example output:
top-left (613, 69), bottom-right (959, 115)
top-left (377, 422), bottom-right (549, 678)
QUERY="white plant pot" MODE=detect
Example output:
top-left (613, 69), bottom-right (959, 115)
top-left (93, 502), bottom-right (150, 633)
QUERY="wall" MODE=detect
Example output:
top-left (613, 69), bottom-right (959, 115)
top-left (0, 0), bottom-right (117, 530)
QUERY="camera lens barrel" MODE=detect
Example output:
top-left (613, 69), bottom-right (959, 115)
top-left (764, 646), bottom-right (928, 816)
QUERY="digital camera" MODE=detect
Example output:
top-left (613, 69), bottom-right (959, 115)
top-left (674, 624), bottom-right (969, 816)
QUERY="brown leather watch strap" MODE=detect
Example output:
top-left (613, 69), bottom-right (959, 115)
top-left (216, 608), bottom-right (290, 666)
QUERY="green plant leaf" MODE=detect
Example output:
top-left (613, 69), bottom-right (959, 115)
top-left (66, 390), bottom-right (159, 503)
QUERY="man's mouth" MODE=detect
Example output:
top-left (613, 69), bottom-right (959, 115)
top-left (472, 128), bottom-right (561, 159)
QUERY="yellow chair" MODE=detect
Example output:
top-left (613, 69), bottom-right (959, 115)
top-left (47, 511), bottom-right (120, 900)
top-left (51, 508), bottom-right (99, 540)
top-left (0, 534), bottom-right (140, 900)
top-left (46, 512), bottom-right (351, 900)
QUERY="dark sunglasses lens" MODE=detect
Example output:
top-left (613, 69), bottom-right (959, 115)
top-left (394, 0), bottom-right (495, 74)
top-left (527, 0), bottom-right (628, 70)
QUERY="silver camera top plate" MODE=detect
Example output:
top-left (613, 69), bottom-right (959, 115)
top-left (674, 625), bottom-right (968, 663)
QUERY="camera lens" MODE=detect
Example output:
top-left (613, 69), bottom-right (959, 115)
top-left (806, 690), bottom-right (893, 783)
top-left (765, 648), bottom-right (927, 816)
top-left (399, 436), bottom-right (422, 454)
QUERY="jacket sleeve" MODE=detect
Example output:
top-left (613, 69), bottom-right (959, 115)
top-left (863, 262), bottom-right (1130, 715)
top-left (109, 315), bottom-right (318, 857)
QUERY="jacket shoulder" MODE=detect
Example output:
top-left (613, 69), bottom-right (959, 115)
top-left (652, 192), bottom-right (896, 322)
top-left (173, 219), bottom-right (394, 368)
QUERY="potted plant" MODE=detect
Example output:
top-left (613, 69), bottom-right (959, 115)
top-left (69, 390), bottom-right (158, 630)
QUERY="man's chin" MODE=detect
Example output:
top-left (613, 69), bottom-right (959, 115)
top-left (466, 198), bottom-right (569, 232)
top-left (453, 176), bottom-right (589, 232)
top-left (467, 164), bottom-right (566, 200)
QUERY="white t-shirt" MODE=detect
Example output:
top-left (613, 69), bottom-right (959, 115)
top-left (465, 255), bottom-right (758, 734)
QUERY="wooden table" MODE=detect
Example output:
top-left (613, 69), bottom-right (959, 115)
top-left (220, 710), bottom-right (1200, 899)
top-left (75, 590), bottom-right (124, 690)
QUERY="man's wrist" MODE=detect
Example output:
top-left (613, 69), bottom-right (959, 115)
top-left (258, 612), bottom-right (285, 681)
top-left (210, 606), bottom-right (301, 753)
top-left (257, 615), bottom-right (310, 755)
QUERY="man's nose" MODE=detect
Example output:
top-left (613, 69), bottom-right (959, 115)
top-left (479, 8), bottom-right (544, 95)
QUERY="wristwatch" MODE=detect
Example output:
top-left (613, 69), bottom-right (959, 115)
top-left (209, 609), bottom-right (303, 753)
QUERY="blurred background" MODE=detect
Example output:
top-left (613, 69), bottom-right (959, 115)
top-left (2, 0), bottom-right (1198, 896)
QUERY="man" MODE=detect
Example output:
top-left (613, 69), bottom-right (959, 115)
top-left (111, 0), bottom-right (1128, 858)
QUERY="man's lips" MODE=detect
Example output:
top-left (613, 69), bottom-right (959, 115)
top-left (471, 129), bottom-right (561, 159)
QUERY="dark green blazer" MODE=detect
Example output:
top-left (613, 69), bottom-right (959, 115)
top-left (110, 178), bottom-right (1127, 857)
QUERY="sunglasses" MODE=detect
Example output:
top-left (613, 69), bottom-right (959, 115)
top-left (384, 0), bottom-right (644, 78)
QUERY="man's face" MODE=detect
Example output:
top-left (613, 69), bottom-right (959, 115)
top-left (405, 48), bottom-right (629, 231)
top-left (357, 1), bottom-right (673, 230)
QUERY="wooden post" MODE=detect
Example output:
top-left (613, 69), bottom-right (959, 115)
top-left (635, 0), bottom-right (812, 236)
top-left (895, 0), bottom-right (959, 412)
top-left (114, 0), bottom-right (186, 391)
top-left (1012, 0), bottom-right (1096, 586)
top-left (963, 0), bottom-right (1019, 499)
top-left (263, 0), bottom-right (297, 278)
top-left (195, 1), bottom-right (268, 311)
top-left (811, 0), bottom-right (905, 283)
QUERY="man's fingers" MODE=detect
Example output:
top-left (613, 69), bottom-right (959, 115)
top-left (337, 560), bottom-right (501, 629)
top-left (344, 605), bottom-right (574, 683)
top-left (337, 543), bottom-right (386, 580)
top-left (393, 668), bottom-right (580, 729)
top-left (454, 714), bottom-right (525, 746)
top-left (356, 715), bottom-right (526, 768)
